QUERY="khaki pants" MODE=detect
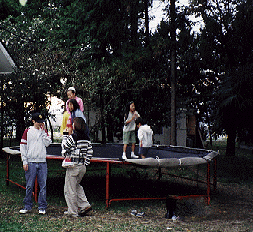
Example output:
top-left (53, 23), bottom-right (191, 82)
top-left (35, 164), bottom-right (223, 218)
top-left (64, 165), bottom-right (90, 216)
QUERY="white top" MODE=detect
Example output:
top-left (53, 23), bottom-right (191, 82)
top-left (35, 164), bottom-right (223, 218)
top-left (123, 111), bottom-right (140, 132)
top-left (138, 125), bottom-right (153, 147)
top-left (20, 126), bottom-right (52, 165)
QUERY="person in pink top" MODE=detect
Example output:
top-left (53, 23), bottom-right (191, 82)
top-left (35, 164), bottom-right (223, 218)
top-left (66, 87), bottom-right (84, 114)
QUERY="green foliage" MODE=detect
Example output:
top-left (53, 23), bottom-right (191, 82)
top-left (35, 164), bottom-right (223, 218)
top-left (1, 0), bottom-right (253, 151)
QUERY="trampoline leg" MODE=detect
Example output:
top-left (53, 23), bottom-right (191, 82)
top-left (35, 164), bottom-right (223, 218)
top-left (213, 158), bottom-right (217, 192)
top-left (106, 162), bottom-right (110, 208)
top-left (6, 153), bottom-right (9, 186)
top-left (206, 162), bottom-right (211, 205)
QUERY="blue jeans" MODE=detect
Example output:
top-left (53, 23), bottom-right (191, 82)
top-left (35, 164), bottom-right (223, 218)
top-left (23, 162), bottom-right (47, 210)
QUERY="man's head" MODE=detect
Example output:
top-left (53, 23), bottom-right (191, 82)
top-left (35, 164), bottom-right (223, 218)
top-left (31, 112), bottom-right (45, 128)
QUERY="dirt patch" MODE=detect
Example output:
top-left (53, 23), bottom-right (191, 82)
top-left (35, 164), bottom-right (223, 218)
top-left (1, 181), bottom-right (253, 231)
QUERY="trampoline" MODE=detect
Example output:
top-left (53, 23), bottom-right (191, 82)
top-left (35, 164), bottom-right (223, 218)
top-left (3, 143), bottom-right (218, 208)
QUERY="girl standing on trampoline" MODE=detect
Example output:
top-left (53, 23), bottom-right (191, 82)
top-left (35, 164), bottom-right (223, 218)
top-left (66, 99), bottom-right (87, 135)
top-left (122, 101), bottom-right (140, 160)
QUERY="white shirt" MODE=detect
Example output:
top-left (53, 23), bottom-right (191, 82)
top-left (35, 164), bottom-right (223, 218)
top-left (123, 111), bottom-right (140, 132)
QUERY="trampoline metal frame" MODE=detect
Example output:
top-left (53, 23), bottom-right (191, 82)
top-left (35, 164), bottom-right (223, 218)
top-left (5, 151), bottom-right (217, 208)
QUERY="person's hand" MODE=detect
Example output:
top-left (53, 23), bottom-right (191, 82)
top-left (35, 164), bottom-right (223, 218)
top-left (23, 164), bottom-right (28, 171)
top-left (134, 112), bottom-right (139, 119)
top-left (40, 123), bottom-right (45, 130)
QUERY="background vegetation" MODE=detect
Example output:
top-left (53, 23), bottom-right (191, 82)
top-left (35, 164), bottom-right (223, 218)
top-left (1, 0), bottom-right (253, 156)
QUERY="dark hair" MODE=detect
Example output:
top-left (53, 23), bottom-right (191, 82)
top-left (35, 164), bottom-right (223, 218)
top-left (128, 101), bottom-right (134, 107)
top-left (124, 101), bottom-right (135, 119)
top-left (73, 117), bottom-right (90, 140)
top-left (135, 117), bottom-right (144, 125)
top-left (68, 99), bottom-right (80, 111)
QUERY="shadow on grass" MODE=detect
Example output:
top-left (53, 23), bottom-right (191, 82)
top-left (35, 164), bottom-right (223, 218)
top-left (46, 172), bottom-right (210, 207)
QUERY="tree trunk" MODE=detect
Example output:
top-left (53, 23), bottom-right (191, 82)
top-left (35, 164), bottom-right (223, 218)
top-left (16, 108), bottom-right (25, 142)
top-left (130, 0), bottom-right (139, 47)
top-left (226, 129), bottom-right (236, 156)
top-left (144, 0), bottom-right (149, 47)
top-left (170, 0), bottom-right (177, 146)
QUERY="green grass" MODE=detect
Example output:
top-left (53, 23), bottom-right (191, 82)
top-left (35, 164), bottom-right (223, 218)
top-left (207, 140), bottom-right (253, 185)
top-left (1, 139), bottom-right (253, 231)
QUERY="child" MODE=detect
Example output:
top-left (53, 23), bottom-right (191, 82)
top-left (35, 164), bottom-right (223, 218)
top-left (66, 87), bottom-right (84, 113)
top-left (66, 98), bottom-right (87, 135)
top-left (122, 101), bottom-right (140, 160)
top-left (62, 117), bottom-right (93, 217)
top-left (60, 105), bottom-right (70, 135)
top-left (135, 117), bottom-right (153, 159)
top-left (19, 112), bottom-right (52, 214)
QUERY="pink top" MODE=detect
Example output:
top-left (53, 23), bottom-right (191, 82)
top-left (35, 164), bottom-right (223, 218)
top-left (66, 96), bottom-right (84, 114)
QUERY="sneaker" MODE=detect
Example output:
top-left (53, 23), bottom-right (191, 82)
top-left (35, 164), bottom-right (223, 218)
top-left (39, 209), bottom-right (46, 214)
top-left (136, 212), bottom-right (145, 217)
top-left (131, 153), bottom-right (139, 159)
top-left (122, 153), bottom-right (127, 160)
top-left (64, 211), bottom-right (69, 215)
top-left (79, 206), bottom-right (92, 217)
top-left (171, 215), bottom-right (179, 221)
top-left (130, 210), bottom-right (137, 216)
top-left (71, 214), bottom-right (79, 218)
top-left (19, 208), bottom-right (31, 214)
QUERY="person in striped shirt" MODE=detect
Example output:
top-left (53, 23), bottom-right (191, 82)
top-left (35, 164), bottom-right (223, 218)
top-left (62, 117), bottom-right (93, 217)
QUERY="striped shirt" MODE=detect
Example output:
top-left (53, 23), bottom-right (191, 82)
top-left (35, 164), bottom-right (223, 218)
top-left (62, 135), bottom-right (93, 166)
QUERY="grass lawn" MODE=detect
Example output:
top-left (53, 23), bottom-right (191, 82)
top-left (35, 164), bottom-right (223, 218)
top-left (1, 139), bottom-right (253, 231)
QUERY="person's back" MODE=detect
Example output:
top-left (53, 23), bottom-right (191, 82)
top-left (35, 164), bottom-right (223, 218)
top-left (139, 124), bottom-right (153, 147)
top-left (61, 117), bottom-right (93, 217)
top-left (136, 117), bottom-right (153, 159)
top-left (64, 131), bottom-right (92, 166)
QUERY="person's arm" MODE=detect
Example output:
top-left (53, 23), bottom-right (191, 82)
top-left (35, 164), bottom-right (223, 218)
top-left (64, 135), bottom-right (75, 149)
top-left (66, 99), bottom-right (71, 114)
top-left (124, 112), bottom-right (136, 125)
top-left (76, 97), bottom-right (84, 112)
top-left (138, 129), bottom-right (143, 147)
top-left (40, 124), bottom-right (52, 147)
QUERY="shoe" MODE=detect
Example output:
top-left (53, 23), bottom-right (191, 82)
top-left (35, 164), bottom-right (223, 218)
top-left (130, 210), bottom-right (137, 216)
top-left (171, 215), bottom-right (179, 221)
top-left (122, 153), bottom-right (127, 160)
top-left (71, 214), bottom-right (79, 218)
top-left (79, 206), bottom-right (92, 217)
top-left (136, 212), bottom-right (145, 217)
top-left (131, 153), bottom-right (139, 159)
top-left (64, 211), bottom-right (69, 215)
top-left (39, 209), bottom-right (46, 214)
top-left (19, 208), bottom-right (31, 214)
